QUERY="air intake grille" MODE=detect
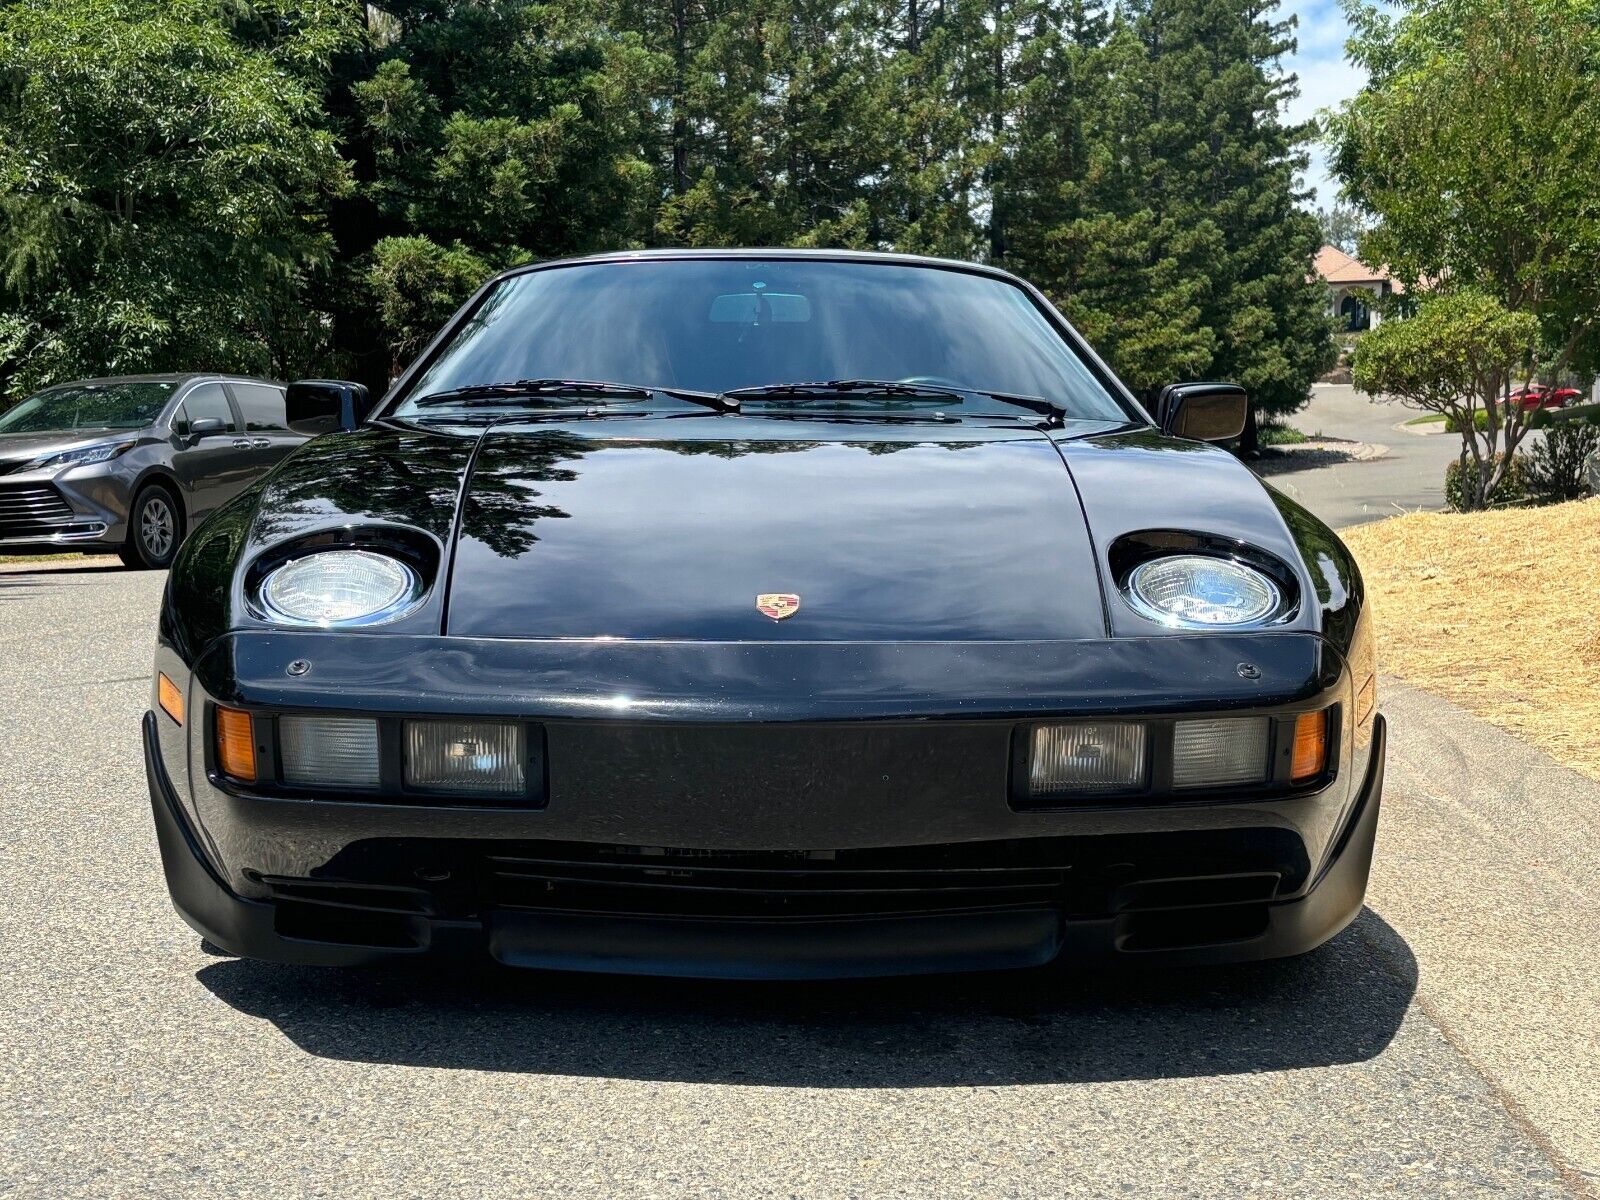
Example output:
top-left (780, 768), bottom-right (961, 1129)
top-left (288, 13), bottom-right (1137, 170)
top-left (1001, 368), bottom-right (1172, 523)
top-left (485, 844), bottom-right (1071, 919)
top-left (0, 483), bottom-right (78, 538)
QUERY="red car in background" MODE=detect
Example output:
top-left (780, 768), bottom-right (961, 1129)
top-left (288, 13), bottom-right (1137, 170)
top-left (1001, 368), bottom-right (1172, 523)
top-left (1507, 385), bottom-right (1583, 411)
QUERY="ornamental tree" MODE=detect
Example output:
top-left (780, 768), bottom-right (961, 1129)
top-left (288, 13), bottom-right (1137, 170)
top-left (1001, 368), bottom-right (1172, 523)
top-left (1350, 290), bottom-right (1539, 511)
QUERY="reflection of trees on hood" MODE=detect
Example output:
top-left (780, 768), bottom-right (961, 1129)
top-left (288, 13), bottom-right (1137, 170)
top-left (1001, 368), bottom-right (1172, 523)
top-left (630, 439), bottom-right (824, 460)
top-left (250, 428), bottom-right (471, 549)
top-left (246, 420), bottom-right (1022, 566)
top-left (459, 432), bottom-right (588, 559)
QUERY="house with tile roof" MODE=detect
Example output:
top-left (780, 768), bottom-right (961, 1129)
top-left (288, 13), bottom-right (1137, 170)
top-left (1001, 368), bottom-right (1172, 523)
top-left (1314, 245), bottom-right (1404, 332)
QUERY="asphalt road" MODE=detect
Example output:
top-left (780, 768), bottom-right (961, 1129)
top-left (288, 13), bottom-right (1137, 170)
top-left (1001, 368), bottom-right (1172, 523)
top-left (2, 563), bottom-right (1596, 1199)
top-left (1261, 385), bottom-right (1463, 528)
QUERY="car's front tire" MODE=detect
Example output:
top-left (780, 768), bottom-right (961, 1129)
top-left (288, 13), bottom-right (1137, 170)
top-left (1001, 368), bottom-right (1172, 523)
top-left (120, 483), bottom-right (183, 570)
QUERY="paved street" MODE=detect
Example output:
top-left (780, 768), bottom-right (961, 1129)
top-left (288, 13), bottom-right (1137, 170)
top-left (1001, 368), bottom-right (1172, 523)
top-left (1261, 385), bottom-right (1463, 528)
top-left (1, 562), bottom-right (1596, 1198)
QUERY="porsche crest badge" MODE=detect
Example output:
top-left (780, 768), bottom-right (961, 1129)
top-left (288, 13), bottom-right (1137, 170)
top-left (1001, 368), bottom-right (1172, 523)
top-left (756, 593), bottom-right (801, 620)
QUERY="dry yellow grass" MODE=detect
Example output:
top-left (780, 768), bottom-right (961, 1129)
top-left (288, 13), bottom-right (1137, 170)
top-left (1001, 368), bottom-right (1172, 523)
top-left (1340, 497), bottom-right (1600, 778)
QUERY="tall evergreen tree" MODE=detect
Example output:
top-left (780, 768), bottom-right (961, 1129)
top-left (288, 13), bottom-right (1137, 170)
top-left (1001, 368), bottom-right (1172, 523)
top-left (872, 0), bottom-right (988, 256)
top-left (332, 0), bottom-right (662, 386)
top-left (651, 0), bottom-right (886, 247)
top-left (999, 0), bottom-right (1331, 416)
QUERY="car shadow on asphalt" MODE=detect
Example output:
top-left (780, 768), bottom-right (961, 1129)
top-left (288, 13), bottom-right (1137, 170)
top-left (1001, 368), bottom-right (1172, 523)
top-left (0, 561), bottom-right (128, 595)
top-left (195, 907), bottom-right (1416, 1087)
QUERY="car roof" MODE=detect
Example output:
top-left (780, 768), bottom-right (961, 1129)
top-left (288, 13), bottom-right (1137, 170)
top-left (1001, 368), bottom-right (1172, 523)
top-left (45, 372), bottom-right (281, 388)
top-left (494, 247), bottom-right (1030, 287)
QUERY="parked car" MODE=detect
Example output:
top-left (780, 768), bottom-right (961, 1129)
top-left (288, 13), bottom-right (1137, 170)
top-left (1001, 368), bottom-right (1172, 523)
top-left (0, 374), bottom-right (305, 568)
top-left (146, 250), bottom-right (1384, 978)
top-left (1507, 385), bottom-right (1582, 412)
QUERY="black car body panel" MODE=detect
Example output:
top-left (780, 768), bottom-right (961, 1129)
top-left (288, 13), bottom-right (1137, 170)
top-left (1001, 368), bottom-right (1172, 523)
top-left (146, 250), bottom-right (1383, 978)
top-left (447, 420), bottom-right (1109, 641)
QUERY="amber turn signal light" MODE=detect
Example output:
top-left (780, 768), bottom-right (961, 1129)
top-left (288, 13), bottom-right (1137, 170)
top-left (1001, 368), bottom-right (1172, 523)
top-left (1290, 710), bottom-right (1329, 783)
top-left (157, 673), bottom-right (184, 725)
top-left (215, 706), bottom-right (257, 783)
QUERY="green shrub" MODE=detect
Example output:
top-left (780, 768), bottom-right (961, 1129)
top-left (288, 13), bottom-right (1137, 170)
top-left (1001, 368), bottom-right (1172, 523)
top-left (1524, 417), bottom-right (1600, 503)
top-left (1444, 454), bottom-right (1530, 511)
top-left (1444, 409), bottom-right (1490, 433)
top-left (1258, 422), bottom-right (1310, 446)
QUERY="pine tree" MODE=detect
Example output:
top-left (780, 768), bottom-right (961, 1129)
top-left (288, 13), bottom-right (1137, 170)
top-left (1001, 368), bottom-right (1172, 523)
top-left (998, 0), bottom-right (1331, 415)
top-left (652, 0), bottom-right (886, 247)
top-left (330, 0), bottom-right (662, 385)
top-left (872, 0), bottom-right (987, 256)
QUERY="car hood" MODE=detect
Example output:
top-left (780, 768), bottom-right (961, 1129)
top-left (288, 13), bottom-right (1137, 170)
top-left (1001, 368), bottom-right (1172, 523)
top-left (445, 418), bottom-right (1109, 641)
top-left (225, 415), bottom-right (1315, 647)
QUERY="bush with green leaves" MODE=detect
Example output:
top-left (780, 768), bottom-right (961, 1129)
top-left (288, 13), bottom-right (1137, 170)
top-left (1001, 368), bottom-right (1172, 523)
top-left (1523, 417), bottom-right (1600, 504)
top-left (365, 238), bottom-right (494, 381)
top-left (1445, 454), bottom-right (1530, 511)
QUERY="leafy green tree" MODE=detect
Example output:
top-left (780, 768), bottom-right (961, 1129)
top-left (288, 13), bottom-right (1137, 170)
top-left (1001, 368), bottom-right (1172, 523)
top-left (1317, 202), bottom-right (1367, 254)
top-left (366, 236), bottom-right (493, 380)
top-left (1329, 0), bottom-right (1600, 383)
top-left (331, 0), bottom-right (662, 387)
top-left (1002, 0), bottom-right (1331, 417)
top-left (0, 0), bottom-right (354, 396)
top-left (1351, 289), bottom-right (1539, 510)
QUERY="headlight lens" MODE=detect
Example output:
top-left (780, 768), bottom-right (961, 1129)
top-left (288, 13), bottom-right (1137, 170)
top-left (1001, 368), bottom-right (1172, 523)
top-left (1027, 722), bottom-right (1148, 798)
top-left (24, 439), bottom-right (135, 472)
top-left (404, 720), bottom-right (526, 796)
top-left (1123, 554), bottom-right (1281, 628)
top-left (259, 549), bottom-right (422, 627)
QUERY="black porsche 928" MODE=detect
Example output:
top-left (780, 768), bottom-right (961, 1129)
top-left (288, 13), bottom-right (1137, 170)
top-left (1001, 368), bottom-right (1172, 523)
top-left (145, 250), bottom-right (1384, 979)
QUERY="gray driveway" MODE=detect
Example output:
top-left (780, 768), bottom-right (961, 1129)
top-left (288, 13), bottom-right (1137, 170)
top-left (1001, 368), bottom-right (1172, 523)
top-left (1262, 385), bottom-right (1463, 528)
top-left (1, 562), bottom-right (1596, 1197)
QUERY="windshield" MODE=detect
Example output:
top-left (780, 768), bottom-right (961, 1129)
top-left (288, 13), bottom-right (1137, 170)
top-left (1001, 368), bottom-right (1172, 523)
top-left (0, 381), bottom-right (176, 434)
top-left (393, 259), bottom-right (1129, 421)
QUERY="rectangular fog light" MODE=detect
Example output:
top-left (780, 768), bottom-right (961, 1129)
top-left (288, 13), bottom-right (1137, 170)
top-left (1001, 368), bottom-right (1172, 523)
top-left (1028, 722), bottom-right (1147, 798)
top-left (280, 715), bottom-right (380, 790)
top-left (404, 720), bottom-right (525, 796)
top-left (1172, 717), bottom-right (1270, 789)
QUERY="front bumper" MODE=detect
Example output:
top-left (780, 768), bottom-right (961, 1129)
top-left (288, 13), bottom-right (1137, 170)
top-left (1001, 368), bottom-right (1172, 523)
top-left (145, 690), bottom-right (1385, 977)
top-left (0, 465), bottom-right (132, 551)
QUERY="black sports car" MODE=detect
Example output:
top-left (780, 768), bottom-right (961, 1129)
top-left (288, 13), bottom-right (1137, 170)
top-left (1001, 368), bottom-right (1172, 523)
top-left (145, 250), bottom-right (1384, 979)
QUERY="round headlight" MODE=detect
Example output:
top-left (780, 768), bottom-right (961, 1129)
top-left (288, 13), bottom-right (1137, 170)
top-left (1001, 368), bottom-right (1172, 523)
top-left (1124, 554), bottom-right (1282, 628)
top-left (259, 550), bottom-right (422, 627)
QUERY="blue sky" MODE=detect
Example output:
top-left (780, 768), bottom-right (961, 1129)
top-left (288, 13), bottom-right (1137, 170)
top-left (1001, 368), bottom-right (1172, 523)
top-left (1280, 0), bottom-right (1364, 210)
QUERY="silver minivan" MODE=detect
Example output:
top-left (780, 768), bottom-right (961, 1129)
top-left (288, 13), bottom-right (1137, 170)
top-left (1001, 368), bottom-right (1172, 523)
top-left (0, 374), bottom-right (307, 568)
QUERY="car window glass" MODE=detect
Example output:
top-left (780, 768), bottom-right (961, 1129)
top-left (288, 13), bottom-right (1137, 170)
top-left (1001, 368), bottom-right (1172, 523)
top-left (175, 383), bottom-right (237, 434)
top-left (230, 383), bottom-right (289, 432)
top-left (0, 380), bottom-right (176, 433)
top-left (396, 260), bottom-right (1128, 421)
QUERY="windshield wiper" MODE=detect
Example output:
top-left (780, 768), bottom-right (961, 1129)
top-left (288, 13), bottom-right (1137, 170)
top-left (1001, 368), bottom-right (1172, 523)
top-left (413, 379), bottom-right (737, 412)
top-left (966, 389), bottom-right (1070, 421)
top-left (726, 379), bottom-right (964, 405)
top-left (725, 379), bottom-right (1069, 422)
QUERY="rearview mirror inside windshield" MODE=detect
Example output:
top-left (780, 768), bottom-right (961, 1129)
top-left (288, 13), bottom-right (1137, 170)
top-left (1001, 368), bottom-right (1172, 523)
top-left (708, 292), bottom-right (811, 324)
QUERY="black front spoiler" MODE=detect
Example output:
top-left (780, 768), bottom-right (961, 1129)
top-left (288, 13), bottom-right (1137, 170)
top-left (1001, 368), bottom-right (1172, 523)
top-left (146, 712), bottom-right (1385, 978)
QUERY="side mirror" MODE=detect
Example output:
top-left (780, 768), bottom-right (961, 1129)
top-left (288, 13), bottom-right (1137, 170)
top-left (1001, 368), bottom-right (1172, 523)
top-left (1156, 382), bottom-right (1249, 443)
top-left (187, 417), bottom-right (227, 440)
top-left (285, 379), bottom-right (373, 437)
